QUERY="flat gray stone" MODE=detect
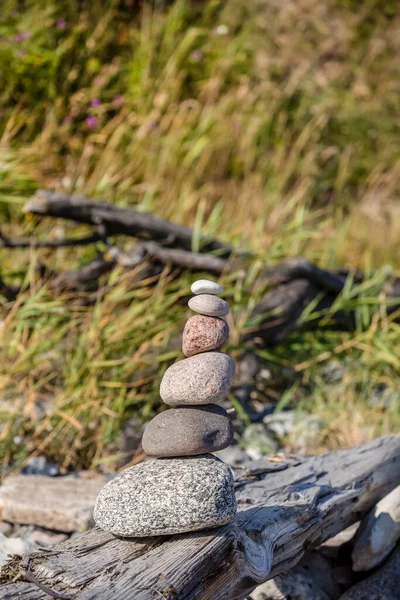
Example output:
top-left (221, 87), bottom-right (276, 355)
top-left (94, 455), bottom-right (236, 537)
top-left (142, 405), bottom-right (233, 457)
top-left (188, 294), bottom-right (229, 317)
top-left (339, 543), bottom-right (400, 599)
top-left (160, 352), bottom-right (235, 405)
top-left (0, 473), bottom-right (106, 532)
top-left (22, 455), bottom-right (59, 476)
top-left (352, 484), bottom-right (400, 571)
top-left (242, 423), bottom-right (278, 459)
top-left (182, 315), bottom-right (229, 357)
top-left (0, 533), bottom-right (39, 567)
top-left (250, 552), bottom-right (340, 600)
top-left (0, 521), bottom-right (12, 535)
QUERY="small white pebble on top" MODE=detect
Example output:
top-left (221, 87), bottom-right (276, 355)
top-left (191, 279), bottom-right (223, 296)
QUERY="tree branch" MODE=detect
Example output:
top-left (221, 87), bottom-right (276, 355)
top-left (24, 190), bottom-right (233, 255)
top-left (110, 241), bottom-right (228, 275)
top-left (0, 226), bottom-right (108, 249)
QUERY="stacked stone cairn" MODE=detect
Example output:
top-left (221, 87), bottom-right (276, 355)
top-left (94, 279), bottom-right (237, 537)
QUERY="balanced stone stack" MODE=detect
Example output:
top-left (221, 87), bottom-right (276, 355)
top-left (94, 279), bottom-right (237, 537)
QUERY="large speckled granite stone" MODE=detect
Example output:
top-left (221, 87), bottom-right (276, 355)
top-left (142, 405), bottom-right (233, 457)
top-left (160, 352), bottom-right (235, 406)
top-left (182, 315), bottom-right (229, 357)
top-left (93, 455), bottom-right (236, 537)
top-left (188, 294), bottom-right (229, 317)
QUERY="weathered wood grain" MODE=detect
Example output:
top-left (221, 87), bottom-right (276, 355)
top-left (1, 436), bottom-right (399, 600)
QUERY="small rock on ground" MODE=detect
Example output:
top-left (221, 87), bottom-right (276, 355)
top-left (352, 484), bottom-right (400, 571)
top-left (263, 410), bottom-right (323, 450)
top-left (242, 423), bottom-right (279, 459)
top-left (25, 528), bottom-right (68, 546)
top-left (339, 543), bottom-right (400, 599)
top-left (0, 521), bottom-right (12, 536)
top-left (21, 455), bottom-right (59, 477)
top-left (0, 532), bottom-right (39, 567)
top-left (319, 522), bottom-right (359, 560)
top-left (250, 552), bottom-right (340, 600)
top-left (214, 446), bottom-right (251, 467)
top-left (0, 473), bottom-right (106, 532)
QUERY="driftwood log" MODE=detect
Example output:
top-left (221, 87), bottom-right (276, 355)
top-left (1, 189), bottom-right (400, 345)
top-left (243, 259), bottom-right (400, 345)
top-left (23, 190), bottom-right (233, 255)
top-left (1, 435), bottom-right (399, 600)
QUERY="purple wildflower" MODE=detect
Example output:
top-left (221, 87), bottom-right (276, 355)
top-left (14, 30), bottom-right (32, 42)
top-left (148, 120), bottom-right (159, 130)
top-left (112, 95), bottom-right (123, 105)
top-left (90, 98), bottom-right (101, 107)
top-left (85, 116), bottom-right (98, 128)
top-left (56, 18), bottom-right (66, 29)
top-left (191, 49), bottom-right (203, 61)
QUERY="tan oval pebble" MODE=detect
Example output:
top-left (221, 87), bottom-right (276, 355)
top-left (160, 352), bottom-right (235, 405)
top-left (188, 294), bottom-right (229, 317)
top-left (142, 405), bottom-right (233, 457)
top-left (182, 315), bottom-right (229, 357)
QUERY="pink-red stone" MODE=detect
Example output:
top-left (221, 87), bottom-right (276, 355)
top-left (182, 315), bottom-right (229, 357)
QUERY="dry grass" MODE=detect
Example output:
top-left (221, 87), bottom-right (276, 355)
top-left (1, 0), bottom-right (400, 471)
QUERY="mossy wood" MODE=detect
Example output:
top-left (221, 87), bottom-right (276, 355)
top-left (1, 435), bottom-right (399, 600)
